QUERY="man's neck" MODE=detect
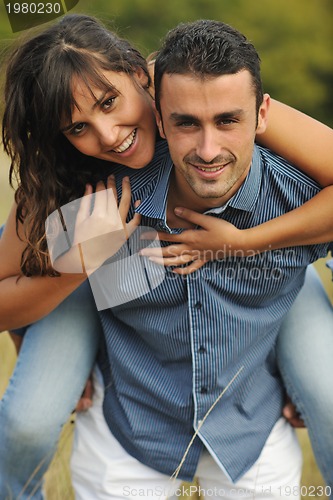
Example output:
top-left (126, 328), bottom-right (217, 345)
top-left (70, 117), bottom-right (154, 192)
top-left (165, 168), bottom-right (230, 229)
top-left (166, 190), bottom-right (195, 229)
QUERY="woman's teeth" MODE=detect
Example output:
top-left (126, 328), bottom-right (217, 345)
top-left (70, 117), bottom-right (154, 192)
top-left (113, 129), bottom-right (136, 153)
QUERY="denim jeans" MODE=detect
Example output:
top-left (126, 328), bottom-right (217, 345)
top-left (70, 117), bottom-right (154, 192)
top-left (0, 281), bottom-right (102, 499)
top-left (277, 265), bottom-right (333, 492)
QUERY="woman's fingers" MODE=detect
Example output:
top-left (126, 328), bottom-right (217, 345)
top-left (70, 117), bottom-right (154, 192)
top-left (141, 230), bottom-right (188, 243)
top-left (105, 175), bottom-right (135, 231)
top-left (106, 174), bottom-right (118, 210)
top-left (140, 244), bottom-right (193, 259)
top-left (76, 184), bottom-right (93, 225)
top-left (118, 176), bottom-right (132, 223)
top-left (147, 253), bottom-right (197, 266)
top-left (173, 207), bottom-right (208, 228)
top-left (172, 259), bottom-right (206, 275)
top-left (141, 243), bottom-right (199, 267)
top-left (76, 175), bottom-right (139, 247)
top-left (105, 175), bottom-right (123, 231)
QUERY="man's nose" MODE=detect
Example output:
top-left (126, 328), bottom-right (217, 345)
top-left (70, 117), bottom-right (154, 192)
top-left (196, 128), bottom-right (222, 163)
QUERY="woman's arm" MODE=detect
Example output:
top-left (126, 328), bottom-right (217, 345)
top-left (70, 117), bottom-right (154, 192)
top-left (140, 188), bottom-right (333, 275)
top-left (0, 177), bottom-right (140, 330)
top-left (257, 98), bottom-right (333, 187)
top-left (0, 203), bottom-right (87, 331)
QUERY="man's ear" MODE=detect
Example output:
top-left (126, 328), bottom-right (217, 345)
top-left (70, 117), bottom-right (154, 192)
top-left (155, 108), bottom-right (166, 139)
top-left (147, 58), bottom-right (155, 84)
top-left (256, 93), bottom-right (270, 135)
top-left (134, 67), bottom-right (150, 89)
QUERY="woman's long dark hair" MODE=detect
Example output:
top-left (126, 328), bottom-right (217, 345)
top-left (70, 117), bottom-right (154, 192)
top-left (2, 14), bottom-right (150, 276)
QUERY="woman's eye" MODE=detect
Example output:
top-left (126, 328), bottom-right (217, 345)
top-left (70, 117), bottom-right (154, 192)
top-left (102, 96), bottom-right (116, 110)
top-left (71, 123), bottom-right (86, 136)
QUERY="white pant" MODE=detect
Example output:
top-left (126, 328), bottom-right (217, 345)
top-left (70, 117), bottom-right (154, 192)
top-left (71, 369), bottom-right (302, 500)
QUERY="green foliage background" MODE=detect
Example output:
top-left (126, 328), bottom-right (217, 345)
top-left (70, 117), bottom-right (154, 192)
top-left (0, 0), bottom-right (332, 126)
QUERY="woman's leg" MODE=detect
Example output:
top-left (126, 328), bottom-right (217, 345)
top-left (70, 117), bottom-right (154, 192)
top-left (277, 264), bottom-right (333, 490)
top-left (0, 281), bottom-right (102, 499)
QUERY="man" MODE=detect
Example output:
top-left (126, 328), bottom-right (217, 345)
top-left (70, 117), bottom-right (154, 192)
top-left (70, 20), bottom-right (327, 498)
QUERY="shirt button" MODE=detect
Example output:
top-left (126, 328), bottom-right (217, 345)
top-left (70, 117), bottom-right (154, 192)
top-left (194, 301), bottom-right (202, 310)
top-left (200, 386), bottom-right (208, 394)
top-left (198, 346), bottom-right (206, 354)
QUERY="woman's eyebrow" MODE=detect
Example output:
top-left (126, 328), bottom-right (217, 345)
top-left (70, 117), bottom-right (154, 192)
top-left (60, 122), bottom-right (76, 133)
top-left (91, 90), bottom-right (108, 110)
top-left (60, 91), bottom-right (111, 133)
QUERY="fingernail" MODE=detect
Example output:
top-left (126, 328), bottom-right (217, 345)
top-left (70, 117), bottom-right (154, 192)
top-left (174, 207), bottom-right (183, 216)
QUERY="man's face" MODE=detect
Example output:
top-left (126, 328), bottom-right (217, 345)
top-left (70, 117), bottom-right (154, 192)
top-left (156, 70), bottom-right (269, 211)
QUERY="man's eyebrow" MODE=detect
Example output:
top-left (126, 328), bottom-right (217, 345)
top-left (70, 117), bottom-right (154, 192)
top-left (214, 109), bottom-right (244, 120)
top-left (169, 109), bottom-right (245, 122)
top-left (169, 113), bottom-right (199, 122)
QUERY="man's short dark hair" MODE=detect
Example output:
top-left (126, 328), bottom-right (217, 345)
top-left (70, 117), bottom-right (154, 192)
top-left (154, 20), bottom-right (263, 114)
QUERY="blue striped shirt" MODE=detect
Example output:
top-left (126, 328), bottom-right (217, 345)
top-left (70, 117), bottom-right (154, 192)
top-left (96, 140), bottom-right (327, 482)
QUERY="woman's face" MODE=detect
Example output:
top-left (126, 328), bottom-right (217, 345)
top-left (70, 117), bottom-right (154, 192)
top-left (60, 69), bottom-right (157, 169)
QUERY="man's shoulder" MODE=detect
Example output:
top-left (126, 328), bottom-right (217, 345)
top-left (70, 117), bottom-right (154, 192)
top-left (112, 139), bottom-right (170, 181)
top-left (110, 140), bottom-right (171, 203)
top-left (257, 145), bottom-right (321, 191)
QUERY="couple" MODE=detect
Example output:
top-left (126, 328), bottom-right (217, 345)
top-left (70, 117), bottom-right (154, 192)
top-left (1, 14), bottom-right (333, 499)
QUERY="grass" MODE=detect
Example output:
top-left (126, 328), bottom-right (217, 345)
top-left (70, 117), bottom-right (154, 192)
top-left (0, 152), bottom-right (331, 498)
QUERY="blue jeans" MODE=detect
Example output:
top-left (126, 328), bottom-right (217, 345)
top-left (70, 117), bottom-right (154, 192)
top-left (277, 265), bottom-right (333, 491)
top-left (0, 281), bottom-right (102, 499)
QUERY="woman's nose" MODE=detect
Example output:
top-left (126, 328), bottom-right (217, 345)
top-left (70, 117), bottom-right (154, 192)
top-left (95, 119), bottom-right (119, 149)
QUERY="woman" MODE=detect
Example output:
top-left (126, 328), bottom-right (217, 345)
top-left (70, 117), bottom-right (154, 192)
top-left (0, 14), bottom-right (332, 497)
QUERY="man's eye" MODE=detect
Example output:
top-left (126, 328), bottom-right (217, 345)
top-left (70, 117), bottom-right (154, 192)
top-left (71, 123), bottom-right (86, 136)
top-left (219, 119), bottom-right (237, 126)
top-left (177, 121), bottom-right (195, 128)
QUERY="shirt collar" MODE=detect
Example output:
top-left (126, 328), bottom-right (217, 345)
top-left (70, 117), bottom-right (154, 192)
top-left (206, 145), bottom-right (262, 215)
top-left (135, 142), bottom-right (173, 223)
top-left (136, 144), bottom-right (262, 221)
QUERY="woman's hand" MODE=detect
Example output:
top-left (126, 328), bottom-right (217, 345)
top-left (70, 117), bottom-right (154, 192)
top-left (50, 175), bottom-right (141, 275)
top-left (140, 207), bottom-right (247, 275)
